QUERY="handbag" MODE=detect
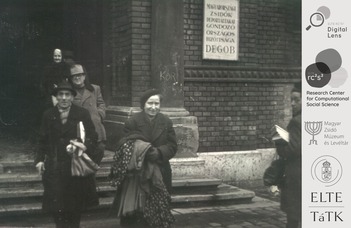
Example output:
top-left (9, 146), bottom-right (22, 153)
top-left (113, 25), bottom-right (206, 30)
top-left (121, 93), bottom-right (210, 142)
top-left (71, 152), bottom-right (99, 176)
top-left (263, 154), bottom-right (285, 186)
top-left (71, 121), bottom-right (100, 177)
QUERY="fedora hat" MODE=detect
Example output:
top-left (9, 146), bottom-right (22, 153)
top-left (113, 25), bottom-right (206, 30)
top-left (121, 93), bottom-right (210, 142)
top-left (70, 64), bottom-right (86, 76)
top-left (52, 80), bottom-right (77, 97)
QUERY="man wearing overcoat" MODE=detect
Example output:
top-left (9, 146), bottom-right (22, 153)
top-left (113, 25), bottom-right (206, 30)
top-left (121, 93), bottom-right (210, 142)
top-left (35, 80), bottom-right (99, 228)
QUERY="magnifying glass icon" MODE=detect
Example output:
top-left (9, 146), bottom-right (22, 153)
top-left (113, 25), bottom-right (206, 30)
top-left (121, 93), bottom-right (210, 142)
top-left (306, 12), bottom-right (325, 30)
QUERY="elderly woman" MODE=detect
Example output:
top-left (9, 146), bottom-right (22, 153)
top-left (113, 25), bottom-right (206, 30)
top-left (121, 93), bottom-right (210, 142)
top-left (109, 88), bottom-right (177, 228)
top-left (40, 48), bottom-right (71, 108)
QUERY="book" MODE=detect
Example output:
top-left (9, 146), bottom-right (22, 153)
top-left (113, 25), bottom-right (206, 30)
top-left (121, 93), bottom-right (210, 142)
top-left (272, 125), bottom-right (289, 143)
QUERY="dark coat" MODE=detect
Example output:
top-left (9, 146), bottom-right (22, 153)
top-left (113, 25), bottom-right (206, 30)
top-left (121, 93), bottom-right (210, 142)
top-left (123, 111), bottom-right (178, 192)
top-left (35, 104), bottom-right (99, 213)
top-left (40, 62), bottom-right (70, 108)
top-left (276, 113), bottom-right (301, 221)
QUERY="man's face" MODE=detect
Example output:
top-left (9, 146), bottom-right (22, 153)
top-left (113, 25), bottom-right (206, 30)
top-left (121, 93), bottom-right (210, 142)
top-left (71, 74), bottom-right (86, 88)
top-left (56, 90), bottom-right (73, 108)
top-left (144, 95), bottom-right (161, 119)
top-left (53, 49), bottom-right (62, 63)
top-left (291, 91), bottom-right (302, 116)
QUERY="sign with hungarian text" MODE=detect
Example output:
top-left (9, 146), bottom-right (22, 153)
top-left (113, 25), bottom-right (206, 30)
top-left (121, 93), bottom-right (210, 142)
top-left (203, 0), bottom-right (239, 60)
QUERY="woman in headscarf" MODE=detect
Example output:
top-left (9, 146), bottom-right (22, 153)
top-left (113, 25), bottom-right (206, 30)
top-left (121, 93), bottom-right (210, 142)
top-left (40, 48), bottom-right (71, 108)
top-left (110, 88), bottom-right (177, 227)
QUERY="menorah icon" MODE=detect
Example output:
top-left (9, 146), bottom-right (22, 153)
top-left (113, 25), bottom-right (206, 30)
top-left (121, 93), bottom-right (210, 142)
top-left (305, 121), bottom-right (323, 145)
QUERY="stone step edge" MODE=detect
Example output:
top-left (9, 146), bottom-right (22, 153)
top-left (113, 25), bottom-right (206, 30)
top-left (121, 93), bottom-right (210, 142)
top-left (0, 187), bottom-right (255, 217)
top-left (0, 181), bottom-right (230, 199)
top-left (0, 173), bottom-right (222, 188)
top-left (1, 151), bottom-right (205, 169)
top-left (0, 152), bottom-right (115, 169)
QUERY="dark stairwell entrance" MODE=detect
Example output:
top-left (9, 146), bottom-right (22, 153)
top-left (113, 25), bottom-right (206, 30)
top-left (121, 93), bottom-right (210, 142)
top-left (0, 0), bottom-right (105, 161)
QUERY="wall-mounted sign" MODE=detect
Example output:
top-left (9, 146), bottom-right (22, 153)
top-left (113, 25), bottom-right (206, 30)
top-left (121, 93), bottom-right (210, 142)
top-left (203, 0), bottom-right (239, 61)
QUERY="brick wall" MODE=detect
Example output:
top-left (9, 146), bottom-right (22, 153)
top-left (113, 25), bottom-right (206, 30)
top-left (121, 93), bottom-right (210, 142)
top-left (183, 0), bottom-right (300, 152)
top-left (109, 0), bottom-right (153, 107)
top-left (184, 82), bottom-right (292, 152)
top-left (130, 0), bottom-right (152, 107)
top-left (110, 0), bottom-right (132, 106)
top-left (108, 0), bottom-right (301, 152)
top-left (184, 0), bottom-right (300, 67)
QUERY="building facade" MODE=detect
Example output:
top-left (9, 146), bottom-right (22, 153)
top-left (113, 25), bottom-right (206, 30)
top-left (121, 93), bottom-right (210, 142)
top-left (1, 0), bottom-right (301, 186)
top-left (102, 0), bottom-right (301, 186)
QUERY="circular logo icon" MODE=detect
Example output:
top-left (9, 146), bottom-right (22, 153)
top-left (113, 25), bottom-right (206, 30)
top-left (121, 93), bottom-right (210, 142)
top-left (305, 62), bottom-right (331, 88)
top-left (311, 155), bottom-right (342, 187)
top-left (310, 12), bottom-right (325, 27)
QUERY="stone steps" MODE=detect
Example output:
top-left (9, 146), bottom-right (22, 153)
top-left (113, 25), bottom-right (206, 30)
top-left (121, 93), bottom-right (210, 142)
top-left (0, 178), bottom-right (225, 199)
top-left (0, 183), bottom-right (255, 217)
top-left (0, 153), bottom-right (116, 175)
top-left (0, 151), bottom-right (255, 218)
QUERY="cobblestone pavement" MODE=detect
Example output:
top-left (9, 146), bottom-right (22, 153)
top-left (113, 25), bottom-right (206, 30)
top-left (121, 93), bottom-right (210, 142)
top-left (0, 196), bottom-right (287, 228)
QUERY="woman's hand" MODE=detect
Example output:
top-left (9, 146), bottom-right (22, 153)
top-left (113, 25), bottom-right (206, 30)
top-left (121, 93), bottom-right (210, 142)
top-left (146, 147), bottom-right (161, 162)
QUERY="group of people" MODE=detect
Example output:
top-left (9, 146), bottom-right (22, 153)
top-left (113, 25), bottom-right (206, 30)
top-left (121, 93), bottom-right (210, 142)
top-left (35, 49), bottom-right (177, 227)
top-left (34, 48), bottom-right (302, 228)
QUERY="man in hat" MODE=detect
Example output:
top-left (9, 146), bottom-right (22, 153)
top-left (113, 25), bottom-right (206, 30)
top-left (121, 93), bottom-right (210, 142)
top-left (69, 64), bottom-right (106, 165)
top-left (35, 80), bottom-right (99, 228)
top-left (62, 49), bottom-right (76, 66)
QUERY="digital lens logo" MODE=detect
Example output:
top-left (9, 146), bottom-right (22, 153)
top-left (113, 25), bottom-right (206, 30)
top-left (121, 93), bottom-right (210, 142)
top-left (306, 6), bottom-right (330, 31)
top-left (311, 155), bottom-right (343, 187)
top-left (306, 48), bottom-right (348, 88)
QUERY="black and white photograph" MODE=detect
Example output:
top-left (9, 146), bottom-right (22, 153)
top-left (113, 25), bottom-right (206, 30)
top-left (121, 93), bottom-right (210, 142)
top-left (0, 0), bottom-right (303, 227)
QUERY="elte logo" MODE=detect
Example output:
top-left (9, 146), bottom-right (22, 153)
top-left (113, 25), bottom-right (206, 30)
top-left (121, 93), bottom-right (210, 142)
top-left (311, 155), bottom-right (343, 187)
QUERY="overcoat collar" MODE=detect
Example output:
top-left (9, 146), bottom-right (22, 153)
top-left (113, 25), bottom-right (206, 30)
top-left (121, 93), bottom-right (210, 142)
top-left (150, 114), bottom-right (166, 142)
top-left (74, 87), bottom-right (92, 106)
top-left (137, 112), bottom-right (166, 142)
top-left (49, 104), bottom-right (81, 135)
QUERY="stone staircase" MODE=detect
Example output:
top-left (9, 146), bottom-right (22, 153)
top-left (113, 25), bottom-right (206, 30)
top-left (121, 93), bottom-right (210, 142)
top-left (0, 151), bottom-right (255, 218)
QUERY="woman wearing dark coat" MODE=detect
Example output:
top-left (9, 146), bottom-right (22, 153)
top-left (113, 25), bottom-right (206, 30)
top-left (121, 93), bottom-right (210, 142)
top-left (123, 90), bottom-right (178, 192)
top-left (112, 88), bottom-right (178, 227)
top-left (35, 81), bottom-right (99, 228)
top-left (40, 48), bottom-right (71, 108)
top-left (275, 84), bottom-right (302, 228)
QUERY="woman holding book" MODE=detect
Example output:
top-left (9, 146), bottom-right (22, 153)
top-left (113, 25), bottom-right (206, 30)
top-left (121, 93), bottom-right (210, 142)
top-left (273, 83), bottom-right (302, 228)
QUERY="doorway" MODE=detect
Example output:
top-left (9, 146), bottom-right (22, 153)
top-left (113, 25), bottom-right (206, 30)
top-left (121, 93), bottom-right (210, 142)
top-left (0, 0), bottom-right (105, 157)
